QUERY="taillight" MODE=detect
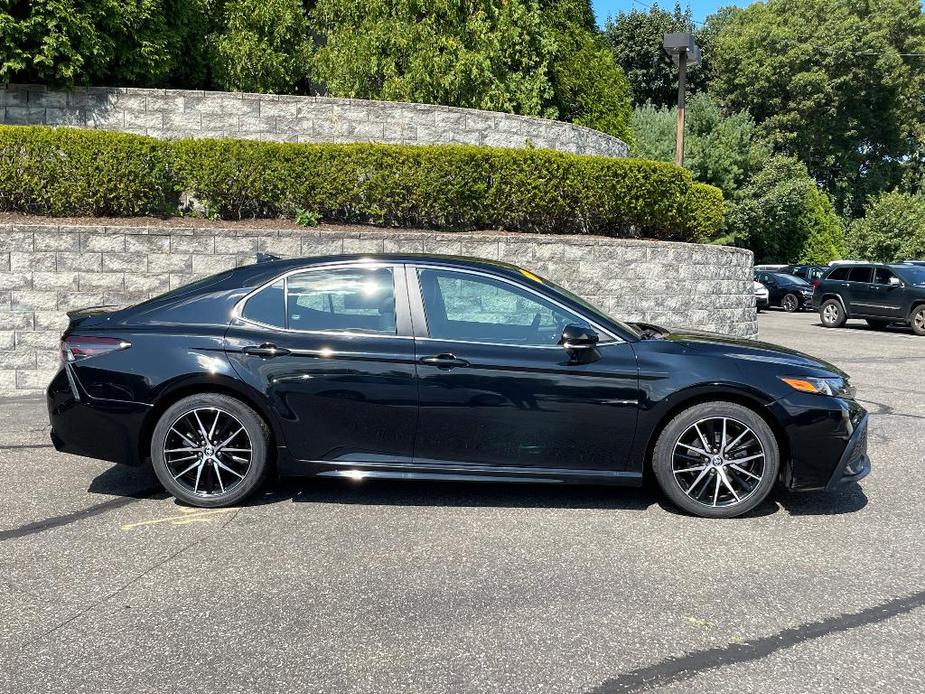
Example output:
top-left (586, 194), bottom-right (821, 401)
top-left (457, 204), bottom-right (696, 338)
top-left (812, 279), bottom-right (820, 288)
top-left (61, 335), bottom-right (131, 363)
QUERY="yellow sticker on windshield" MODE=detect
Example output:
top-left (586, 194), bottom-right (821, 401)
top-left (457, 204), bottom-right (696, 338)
top-left (519, 268), bottom-right (543, 283)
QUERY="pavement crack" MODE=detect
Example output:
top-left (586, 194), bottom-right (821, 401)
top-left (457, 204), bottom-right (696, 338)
top-left (11, 508), bottom-right (241, 663)
top-left (589, 589), bottom-right (925, 693)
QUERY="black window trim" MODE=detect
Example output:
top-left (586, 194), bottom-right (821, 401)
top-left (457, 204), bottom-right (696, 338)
top-left (405, 264), bottom-right (622, 348)
top-left (233, 260), bottom-right (414, 339)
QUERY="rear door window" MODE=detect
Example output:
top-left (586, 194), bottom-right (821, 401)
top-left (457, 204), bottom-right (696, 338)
top-left (847, 267), bottom-right (873, 283)
top-left (827, 267), bottom-right (849, 280)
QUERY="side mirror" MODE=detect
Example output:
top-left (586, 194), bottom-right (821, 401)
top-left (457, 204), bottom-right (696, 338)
top-left (560, 324), bottom-right (599, 354)
top-left (888, 276), bottom-right (901, 287)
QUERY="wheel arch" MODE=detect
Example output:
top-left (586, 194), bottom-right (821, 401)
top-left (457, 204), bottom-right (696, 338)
top-left (819, 293), bottom-right (848, 315)
top-left (138, 375), bottom-right (282, 465)
top-left (639, 387), bottom-right (791, 485)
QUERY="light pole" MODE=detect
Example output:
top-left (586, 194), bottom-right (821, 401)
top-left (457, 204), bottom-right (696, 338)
top-left (662, 32), bottom-right (701, 167)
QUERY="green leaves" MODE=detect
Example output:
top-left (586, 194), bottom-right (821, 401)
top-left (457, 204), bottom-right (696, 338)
top-left (847, 192), bottom-right (925, 262)
top-left (0, 125), bottom-right (722, 240)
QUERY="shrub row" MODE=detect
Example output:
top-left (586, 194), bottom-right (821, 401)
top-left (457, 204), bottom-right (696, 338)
top-left (0, 126), bottom-right (723, 240)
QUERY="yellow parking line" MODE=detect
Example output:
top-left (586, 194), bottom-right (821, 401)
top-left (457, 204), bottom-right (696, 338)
top-left (121, 507), bottom-right (238, 530)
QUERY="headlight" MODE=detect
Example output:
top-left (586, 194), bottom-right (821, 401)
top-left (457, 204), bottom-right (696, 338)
top-left (780, 376), bottom-right (855, 398)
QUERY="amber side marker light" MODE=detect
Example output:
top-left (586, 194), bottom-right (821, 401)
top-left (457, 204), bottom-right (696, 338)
top-left (780, 377), bottom-right (821, 393)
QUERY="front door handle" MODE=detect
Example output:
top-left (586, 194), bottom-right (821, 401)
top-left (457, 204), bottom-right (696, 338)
top-left (242, 343), bottom-right (291, 358)
top-left (420, 353), bottom-right (470, 369)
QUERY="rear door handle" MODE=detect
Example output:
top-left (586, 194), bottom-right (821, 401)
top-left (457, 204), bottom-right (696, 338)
top-left (420, 353), bottom-right (470, 369)
top-left (242, 343), bottom-right (291, 357)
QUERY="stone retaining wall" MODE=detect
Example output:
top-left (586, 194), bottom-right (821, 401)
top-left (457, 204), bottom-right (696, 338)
top-left (0, 224), bottom-right (755, 397)
top-left (0, 84), bottom-right (629, 157)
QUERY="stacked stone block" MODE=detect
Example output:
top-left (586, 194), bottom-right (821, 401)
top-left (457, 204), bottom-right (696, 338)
top-left (0, 224), bottom-right (755, 397)
top-left (1, 84), bottom-right (629, 158)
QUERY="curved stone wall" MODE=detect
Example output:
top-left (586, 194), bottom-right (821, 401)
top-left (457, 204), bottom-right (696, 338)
top-left (0, 223), bottom-right (754, 396)
top-left (0, 84), bottom-right (629, 158)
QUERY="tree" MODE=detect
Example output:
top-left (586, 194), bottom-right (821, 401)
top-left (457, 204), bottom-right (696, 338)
top-left (631, 92), bottom-right (768, 193)
top-left (603, 2), bottom-right (706, 107)
top-left (541, 0), bottom-right (633, 142)
top-left (310, 0), bottom-right (554, 117)
top-left (0, 0), bottom-right (218, 87)
top-left (724, 156), bottom-right (844, 264)
top-left (710, 0), bottom-right (925, 215)
top-left (212, 0), bottom-right (313, 93)
top-left (847, 191), bottom-right (925, 262)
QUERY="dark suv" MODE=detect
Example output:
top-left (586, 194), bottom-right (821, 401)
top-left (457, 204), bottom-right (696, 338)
top-left (815, 263), bottom-right (925, 335)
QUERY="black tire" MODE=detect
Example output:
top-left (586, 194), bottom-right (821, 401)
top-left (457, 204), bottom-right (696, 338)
top-left (865, 319), bottom-right (890, 330)
top-left (151, 393), bottom-right (270, 507)
top-left (781, 293), bottom-right (800, 313)
top-left (912, 305), bottom-right (925, 336)
top-left (652, 402), bottom-right (780, 519)
top-left (819, 298), bottom-right (847, 328)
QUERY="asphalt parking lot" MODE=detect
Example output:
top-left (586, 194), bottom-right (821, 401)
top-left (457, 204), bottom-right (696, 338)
top-left (2, 309), bottom-right (923, 694)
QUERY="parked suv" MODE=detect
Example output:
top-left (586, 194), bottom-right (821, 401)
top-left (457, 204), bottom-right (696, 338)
top-left (815, 263), bottom-right (925, 335)
top-left (754, 271), bottom-right (814, 312)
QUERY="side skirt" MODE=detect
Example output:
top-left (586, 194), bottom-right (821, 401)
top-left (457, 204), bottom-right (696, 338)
top-left (277, 456), bottom-right (644, 487)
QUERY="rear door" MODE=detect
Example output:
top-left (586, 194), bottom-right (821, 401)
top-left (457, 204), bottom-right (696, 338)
top-left (225, 262), bottom-right (419, 465)
top-left (408, 265), bottom-right (640, 474)
top-left (844, 266), bottom-right (875, 314)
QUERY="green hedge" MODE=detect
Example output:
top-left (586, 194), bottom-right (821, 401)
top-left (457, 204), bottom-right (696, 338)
top-left (0, 125), bottom-right (723, 240)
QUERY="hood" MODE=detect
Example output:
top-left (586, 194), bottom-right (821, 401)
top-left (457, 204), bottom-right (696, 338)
top-left (636, 324), bottom-right (848, 378)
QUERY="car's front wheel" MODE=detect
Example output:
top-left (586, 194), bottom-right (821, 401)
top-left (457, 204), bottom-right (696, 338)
top-left (151, 393), bottom-right (270, 507)
top-left (912, 305), bottom-right (925, 336)
top-left (781, 293), bottom-right (800, 312)
top-left (652, 402), bottom-right (780, 518)
top-left (820, 299), bottom-right (846, 328)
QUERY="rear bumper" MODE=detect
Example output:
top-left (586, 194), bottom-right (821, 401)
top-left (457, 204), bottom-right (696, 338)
top-left (47, 368), bottom-right (149, 465)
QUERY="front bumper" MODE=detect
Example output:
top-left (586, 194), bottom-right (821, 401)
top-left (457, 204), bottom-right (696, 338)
top-left (825, 413), bottom-right (870, 489)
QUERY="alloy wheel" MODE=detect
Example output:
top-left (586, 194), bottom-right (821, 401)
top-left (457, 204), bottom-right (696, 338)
top-left (822, 303), bottom-right (839, 325)
top-left (671, 417), bottom-right (766, 509)
top-left (162, 407), bottom-right (253, 498)
top-left (782, 294), bottom-right (798, 312)
top-left (914, 308), bottom-right (925, 333)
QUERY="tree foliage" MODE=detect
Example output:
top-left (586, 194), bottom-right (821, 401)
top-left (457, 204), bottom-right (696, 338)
top-left (847, 191), bottom-right (925, 262)
top-left (542, 0), bottom-right (632, 142)
top-left (724, 156), bottom-right (844, 264)
top-left (603, 2), bottom-right (707, 106)
top-left (310, 0), bottom-right (554, 116)
top-left (0, 0), bottom-right (217, 87)
top-left (212, 0), bottom-right (313, 93)
top-left (710, 0), bottom-right (925, 215)
top-left (631, 93), bottom-right (768, 194)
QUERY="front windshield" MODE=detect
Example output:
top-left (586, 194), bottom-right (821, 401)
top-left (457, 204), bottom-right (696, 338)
top-left (896, 265), bottom-right (925, 285)
top-left (524, 270), bottom-right (641, 338)
top-left (774, 273), bottom-right (810, 286)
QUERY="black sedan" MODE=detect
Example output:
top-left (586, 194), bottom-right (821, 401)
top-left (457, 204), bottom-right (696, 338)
top-left (754, 271), bottom-right (815, 312)
top-left (48, 255), bottom-right (870, 518)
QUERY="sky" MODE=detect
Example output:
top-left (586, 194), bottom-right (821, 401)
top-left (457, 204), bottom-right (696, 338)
top-left (592, 0), bottom-right (750, 27)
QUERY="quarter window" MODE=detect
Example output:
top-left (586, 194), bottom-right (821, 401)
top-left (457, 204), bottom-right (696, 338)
top-left (418, 269), bottom-right (587, 346)
top-left (241, 267), bottom-right (397, 334)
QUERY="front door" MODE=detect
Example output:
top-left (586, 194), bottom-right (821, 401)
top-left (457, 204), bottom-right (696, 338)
top-left (408, 266), bottom-right (639, 473)
top-left (860, 267), bottom-right (906, 319)
top-left (225, 263), bottom-right (419, 464)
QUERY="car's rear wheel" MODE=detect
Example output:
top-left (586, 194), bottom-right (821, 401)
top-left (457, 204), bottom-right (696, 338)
top-left (866, 318), bottom-right (891, 330)
top-left (151, 393), bottom-right (270, 507)
top-left (912, 305), bottom-right (925, 336)
top-left (652, 402), bottom-right (780, 519)
top-left (820, 299), bottom-right (846, 328)
top-left (781, 293), bottom-right (800, 312)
